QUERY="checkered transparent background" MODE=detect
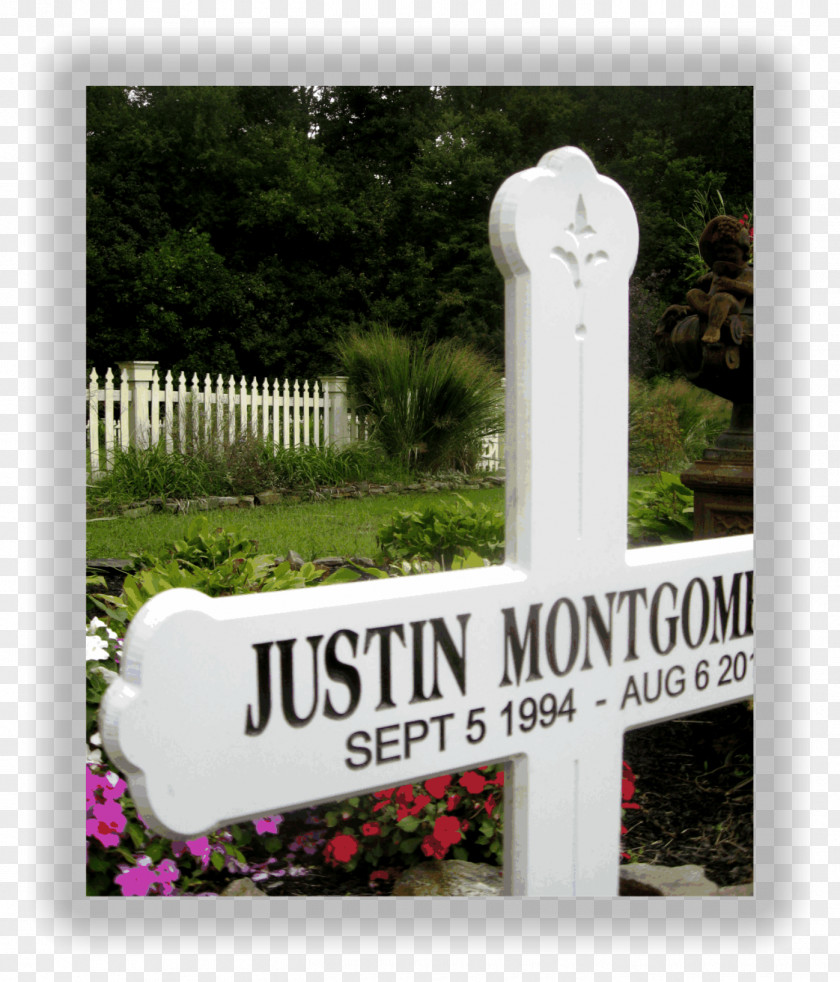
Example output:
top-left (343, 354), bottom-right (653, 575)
top-left (4, 2), bottom-right (837, 978)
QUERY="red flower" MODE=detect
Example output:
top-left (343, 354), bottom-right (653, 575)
top-left (489, 770), bottom-right (504, 787)
top-left (421, 834), bottom-right (448, 859)
top-left (446, 794), bottom-right (460, 812)
top-left (458, 771), bottom-right (486, 795)
top-left (621, 762), bottom-right (636, 802)
top-left (409, 793), bottom-right (432, 816)
top-left (396, 804), bottom-right (410, 822)
top-left (372, 788), bottom-right (394, 801)
top-left (361, 822), bottom-right (381, 837)
top-left (323, 834), bottom-right (358, 867)
top-left (432, 815), bottom-right (462, 848)
top-left (484, 794), bottom-right (496, 816)
top-left (423, 775), bottom-right (452, 799)
top-left (394, 784), bottom-right (414, 807)
top-left (369, 870), bottom-right (391, 881)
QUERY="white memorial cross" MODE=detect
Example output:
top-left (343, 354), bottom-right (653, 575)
top-left (101, 148), bottom-right (754, 896)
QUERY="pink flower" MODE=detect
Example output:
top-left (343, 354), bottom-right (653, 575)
top-left (254, 815), bottom-right (284, 835)
top-left (86, 799), bottom-right (126, 848)
top-left (114, 864), bottom-right (157, 897)
top-left (181, 837), bottom-right (211, 870)
top-left (153, 858), bottom-right (180, 895)
top-left (86, 767), bottom-right (126, 810)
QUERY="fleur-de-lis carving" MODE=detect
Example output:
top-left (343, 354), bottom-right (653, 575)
top-left (551, 195), bottom-right (609, 288)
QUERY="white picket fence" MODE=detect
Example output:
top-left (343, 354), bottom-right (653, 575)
top-left (87, 361), bottom-right (504, 477)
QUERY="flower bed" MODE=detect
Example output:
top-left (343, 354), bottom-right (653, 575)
top-left (86, 616), bottom-right (640, 896)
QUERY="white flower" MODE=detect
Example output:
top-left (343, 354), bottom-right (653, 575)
top-left (87, 617), bottom-right (106, 633)
top-left (86, 634), bottom-right (110, 661)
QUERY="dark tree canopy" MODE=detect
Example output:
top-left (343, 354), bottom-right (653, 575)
top-left (86, 85), bottom-right (753, 381)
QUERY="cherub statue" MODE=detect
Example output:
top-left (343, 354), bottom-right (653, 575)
top-left (684, 215), bottom-right (753, 344)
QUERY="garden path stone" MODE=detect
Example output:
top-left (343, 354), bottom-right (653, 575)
top-left (219, 878), bottom-right (268, 897)
top-left (618, 863), bottom-right (720, 896)
top-left (392, 860), bottom-right (504, 897)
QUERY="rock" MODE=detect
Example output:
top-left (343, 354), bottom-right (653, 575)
top-left (219, 878), bottom-right (267, 897)
top-left (255, 490), bottom-right (286, 506)
top-left (392, 860), bottom-right (504, 897)
top-left (312, 556), bottom-right (345, 568)
top-left (121, 504), bottom-right (153, 518)
top-left (238, 496), bottom-right (255, 508)
top-left (285, 549), bottom-right (305, 570)
top-left (350, 556), bottom-right (376, 568)
top-left (619, 863), bottom-right (720, 896)
top-left (716, 883), bottom-right (753, 896)
top-left (218, 497), bottom-right (240, 508)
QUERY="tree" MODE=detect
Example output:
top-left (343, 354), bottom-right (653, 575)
top-left (87, 85), bottom-right (753, 382)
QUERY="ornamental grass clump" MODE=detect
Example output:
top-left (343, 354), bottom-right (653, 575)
top-left (335, 324), bottom-right (504, 474)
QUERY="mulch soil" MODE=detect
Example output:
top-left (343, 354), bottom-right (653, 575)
top-left (621, 700), bottom-right (754, 888)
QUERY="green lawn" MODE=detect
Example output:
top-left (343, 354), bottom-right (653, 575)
top-left (87, 487), bottom-right (505, 561)
top-left (88, 476), bottom-right (657, 562)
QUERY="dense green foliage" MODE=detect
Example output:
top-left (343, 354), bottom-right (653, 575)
top-left (628, 376), bottom-right (732, 472)
top-left (376, 494), bottom-right (506, 570)
top-left (87, 85), bottom-right (753, 381)
top-left (627, 472), bottom-right (695, 545)
top-left (88, 436), bottom-right (411, 512)
top-left (336, 324), bottom-right (504, 472)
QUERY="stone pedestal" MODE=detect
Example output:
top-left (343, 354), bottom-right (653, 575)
top-left (680, 402), bottom-right (753, 539)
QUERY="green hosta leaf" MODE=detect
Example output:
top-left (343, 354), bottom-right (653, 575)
top-left (324, 567), bottom-right (363, 585)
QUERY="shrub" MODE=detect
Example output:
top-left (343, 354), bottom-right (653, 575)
top-left (376, 495), bottom-right (505, 569)
top-left (629, 376), bottom-right (732, 472)
top-left (88, 435), bottom-right (410, 511)
top-left (335, 324), bottom-right (505, 473)
top-left (627, 472), bottom-right (694, 544)
top-left (628, 270), bottom-right (669, 381)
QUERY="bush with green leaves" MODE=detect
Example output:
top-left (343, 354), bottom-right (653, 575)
top-left (629, 376), bottom-right (732, 473)
top-left (88, 434), bottom-right (410, 512)
top-left (376, 494), bottom-right (504, 570)
top-left (335, 323), bottom-right (505, 473)
top-left (87, 517), bottom-right (369, 626)
top-left (627, 472), bottom-right (694, 544)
